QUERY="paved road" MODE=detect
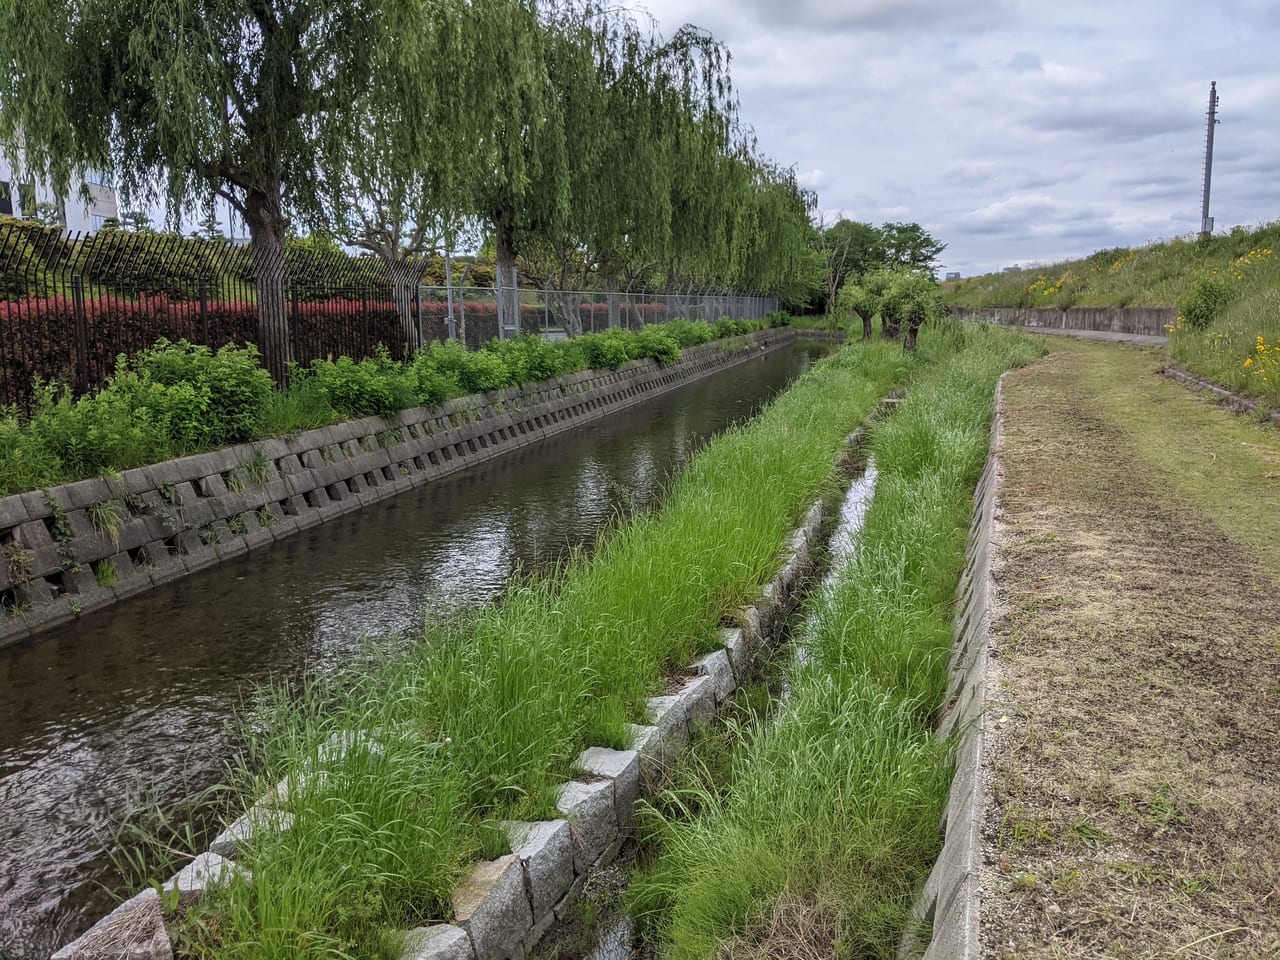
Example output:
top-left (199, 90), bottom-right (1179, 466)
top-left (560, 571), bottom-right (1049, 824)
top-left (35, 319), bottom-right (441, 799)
top-left (1006, 325), bottom-right (1168, 346)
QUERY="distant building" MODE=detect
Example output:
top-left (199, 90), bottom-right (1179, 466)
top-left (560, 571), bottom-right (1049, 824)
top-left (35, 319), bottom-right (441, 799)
top-left (945, 271), bottom-right (961, 281)
top-left (0, 153), bottom-right (119, 232)
top-left (1002, 266), bottom-right (1021, 274)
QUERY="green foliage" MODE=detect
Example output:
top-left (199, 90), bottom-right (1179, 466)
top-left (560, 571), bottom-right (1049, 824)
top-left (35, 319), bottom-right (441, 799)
top-left (308, 347), bottom-right (418, 418)
top-left (1178, 275), bottom-right (1237, 329)
top-left (628, 325), bottom-right (1041, 959)
top-left (182, 337), bottom-right (913, 957)
top-left (0, 320), bottom-right (773, 495)
top-left (132, 340), bottom-right (274, 446)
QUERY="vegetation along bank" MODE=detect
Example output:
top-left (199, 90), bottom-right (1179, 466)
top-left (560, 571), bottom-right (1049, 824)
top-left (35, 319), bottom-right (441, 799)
top-left (628, 322), bottom-right (1042, 958)
top-left (111, 329), bottom-right (917, 958)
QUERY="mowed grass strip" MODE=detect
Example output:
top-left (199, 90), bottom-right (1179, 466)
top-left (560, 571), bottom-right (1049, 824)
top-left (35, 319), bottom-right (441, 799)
top-left (626, 324), bottom-right (1041, 959)
top-left (982, 339), bottom-right (1280, 958)
top-left (180, 340), bottom-right (913, 958)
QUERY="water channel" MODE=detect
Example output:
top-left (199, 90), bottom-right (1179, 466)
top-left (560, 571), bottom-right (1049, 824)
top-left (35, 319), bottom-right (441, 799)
top-left (0, 341), bottom-right (834, 958)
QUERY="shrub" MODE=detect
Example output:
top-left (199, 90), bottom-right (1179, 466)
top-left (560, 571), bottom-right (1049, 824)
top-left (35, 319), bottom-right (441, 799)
top-left (632, 328), bottom-right (680, 365)
top-left (418, 338), bottom-right (511, 394)
top-left (488, 335), bottom-right (576, 384)
top-left (575, 330), bottom-right (633, 370)
top-left (1178, 275), bottom-right (1237, 329)
top-left (309, 346), bottom-right (418, 417)
top-left (130, 339), bottom-right (273, 445)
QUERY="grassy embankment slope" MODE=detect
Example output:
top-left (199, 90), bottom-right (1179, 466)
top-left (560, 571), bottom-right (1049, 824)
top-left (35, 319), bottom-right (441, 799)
top-left (941, 221), bottom-right (1280, 407)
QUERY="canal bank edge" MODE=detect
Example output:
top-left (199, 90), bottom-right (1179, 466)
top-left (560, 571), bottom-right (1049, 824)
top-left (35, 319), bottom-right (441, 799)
top-left (0, 328), bottom-right (840, 651)
top-left (51, 400), bottom-right (887, 960)
top-left (899, 375), bottom-right (1005, 960)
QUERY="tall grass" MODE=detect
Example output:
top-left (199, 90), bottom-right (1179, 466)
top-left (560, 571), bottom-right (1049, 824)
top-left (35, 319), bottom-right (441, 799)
top-left (627, 324), bottom-right (1041, 959)
top-left (181, 340), bottom-right (914, 958)
top-left (942, 221), bottom-right (1280, 311)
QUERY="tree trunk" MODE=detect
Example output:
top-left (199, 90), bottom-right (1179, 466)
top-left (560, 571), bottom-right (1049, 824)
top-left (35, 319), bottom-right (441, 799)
top-left (905, 315), bottom-right (923, 352)
top-left (244, 185), bottom-right (292, 382)
top-left (606, 281), bottom-right (620, 329)
top-left (861, 311), bottom-right (873, 341)
top-left (881, 307), bottom-right (901, 342)
top-left (388, 259), bottom-right (421, 354)
top-left (495, 219), bottom-right (518, 339)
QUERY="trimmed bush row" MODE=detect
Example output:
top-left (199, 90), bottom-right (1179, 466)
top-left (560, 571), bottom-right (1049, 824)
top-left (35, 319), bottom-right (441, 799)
top-left (166, 333), bottom-right (911, 957)
top-left (627, 323), bottom-right (1042, 958)
top-left (0, 316), bottom-right (782, 496)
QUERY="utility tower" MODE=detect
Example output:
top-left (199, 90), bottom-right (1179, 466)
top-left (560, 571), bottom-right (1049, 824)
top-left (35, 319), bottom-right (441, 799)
top-left (1200, 81), bottom-right (1219, 237)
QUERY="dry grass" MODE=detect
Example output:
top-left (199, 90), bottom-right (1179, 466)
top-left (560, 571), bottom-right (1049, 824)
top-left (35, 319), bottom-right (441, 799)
top-left (981, 342), bottom-right (1280, 958)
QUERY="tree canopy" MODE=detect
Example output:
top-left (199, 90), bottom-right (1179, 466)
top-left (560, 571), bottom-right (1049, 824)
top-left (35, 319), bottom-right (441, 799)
top-left (0, 0), bottom-right (817, 364)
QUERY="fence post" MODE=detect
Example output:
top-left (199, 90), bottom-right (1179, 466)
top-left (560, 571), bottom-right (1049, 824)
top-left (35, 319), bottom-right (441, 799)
top-left (198, 278), bottom-right (209, 344)
top-left (289, 283), bottom-right (300, 367)
top-left (445, 249), bottom-right (457, 340)
top-left (544, 290), bottom-right (550, 333)
top-left (415, 283), bottom-right (424, 350)
top-left (71, 275), bottom-right (89, 395)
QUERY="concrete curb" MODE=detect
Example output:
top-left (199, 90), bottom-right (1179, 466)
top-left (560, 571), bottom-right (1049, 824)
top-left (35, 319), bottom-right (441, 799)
top-left (1163, 363), bottom-right (1280, 428)
top-left (48, 356), bottom-right (877, 960)
top-left (901, 374), bottom-right (1006, 960)
top-left (2, 328), bottom-right (840, 651)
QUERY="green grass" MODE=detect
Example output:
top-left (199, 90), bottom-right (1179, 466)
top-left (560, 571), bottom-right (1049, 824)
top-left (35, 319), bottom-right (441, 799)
top-left (626, 324), bottom-right (1042, 959)
top-left (943, 221), bottom-right (1280, 311)
top-left (943, 221), bottom-right (1280, 406)
top-left (178, 337), bottom-right (914, 959)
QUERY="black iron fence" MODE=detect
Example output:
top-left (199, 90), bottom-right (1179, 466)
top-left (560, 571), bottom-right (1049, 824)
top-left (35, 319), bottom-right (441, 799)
top-left (0, 221), bottom-right (776, 410)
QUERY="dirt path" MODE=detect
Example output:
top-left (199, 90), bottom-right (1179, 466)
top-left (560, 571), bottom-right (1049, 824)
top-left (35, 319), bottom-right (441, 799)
top-left (980, 338), bottom-right (1280, 959)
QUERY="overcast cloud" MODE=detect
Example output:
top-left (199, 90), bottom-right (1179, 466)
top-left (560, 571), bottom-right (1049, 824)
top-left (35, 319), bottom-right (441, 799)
top-left (635, 0), bottom-right (1280, 276)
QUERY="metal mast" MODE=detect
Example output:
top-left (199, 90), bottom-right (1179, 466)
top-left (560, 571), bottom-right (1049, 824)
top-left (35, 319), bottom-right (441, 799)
top-left (1200, 81), bottom-right (1219, 237)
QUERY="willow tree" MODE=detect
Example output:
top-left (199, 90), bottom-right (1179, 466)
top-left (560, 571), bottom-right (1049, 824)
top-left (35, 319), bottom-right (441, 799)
top-left (0, 0), bottom-right (458, 379)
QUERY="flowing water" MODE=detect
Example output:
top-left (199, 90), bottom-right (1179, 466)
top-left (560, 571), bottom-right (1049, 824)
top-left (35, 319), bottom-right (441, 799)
top-left (0, 342), bottom-right (834, 957)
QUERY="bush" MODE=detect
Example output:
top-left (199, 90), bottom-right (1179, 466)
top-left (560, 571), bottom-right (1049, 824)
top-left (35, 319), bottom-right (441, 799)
top-left (418, 338), bottom-right (511, 394)
top-left (653, 319), bottom-right (715, 348)
top-left (309, 346), bottom-right (418, 417)
top-left (1178, 275), bottom-right (1237, 329)
top-left (632, 328), bottom-right (680, 365)
top-left (488, 335), bottom-right (576, 383)
top-left (576, 330), bottom-right (633, 370)
top-left (130, 339), bottom-right (273, 445)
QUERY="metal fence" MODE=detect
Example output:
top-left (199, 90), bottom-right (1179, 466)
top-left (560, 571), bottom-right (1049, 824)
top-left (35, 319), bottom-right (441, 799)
top-left (0, 221), bottom-right (777, 409)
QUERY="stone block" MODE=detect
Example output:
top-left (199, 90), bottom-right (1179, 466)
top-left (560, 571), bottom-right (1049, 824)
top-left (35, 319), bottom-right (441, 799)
top-left (51, 888), bottom-right (172, 960)
top-left (554, 780), bottom-right (617, 873)
top-left (209, 806), bottom-right (295, 860)
top-left (17, 489), bottom-right (53, 521)
top-left (575, 747), bottom-right (640, 829)
top-left (164, 851), bottom-right (247, 905)
top-left (0, 494), bottom-right (31, 530)
top-left (504, 819), bottom-right (574, 920)
top-left (720, 627), bottom-right (749, 680)
top-left (452, 854), bottom-right (533, 960)
top-left (400, 925), bottom-right (475, 960)
top-left (671, 675), bottom-right (716, 731)
top-left (693, 649), bottom-right (735, 704)
top-left (57, 478), bottom-right (113, 511)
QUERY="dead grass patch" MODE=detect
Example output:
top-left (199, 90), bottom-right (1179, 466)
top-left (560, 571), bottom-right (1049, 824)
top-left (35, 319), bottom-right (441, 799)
top-left (980, 345), bottom-right (1280, 959)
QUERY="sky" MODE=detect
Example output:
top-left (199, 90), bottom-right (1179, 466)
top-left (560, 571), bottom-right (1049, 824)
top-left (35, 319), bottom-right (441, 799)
top-left (634, 0), bottom-right (1280, 277)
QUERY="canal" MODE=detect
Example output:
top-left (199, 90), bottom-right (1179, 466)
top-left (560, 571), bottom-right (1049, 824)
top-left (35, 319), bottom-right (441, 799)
top-left (0, 341), bottom-right (834, 957)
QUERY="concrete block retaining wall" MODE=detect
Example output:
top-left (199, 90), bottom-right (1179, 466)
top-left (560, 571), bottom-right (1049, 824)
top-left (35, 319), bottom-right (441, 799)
top-left (949, 305), bottom-right (1174, 337)
top-left (1, 328), bottom-right (838, 651)
top-left (51, 398), bottom-right (881, 960)
top-left (1164, 363), bottom-right (1280, 428)
top-left (900, 376), bottom-right (1006, 960)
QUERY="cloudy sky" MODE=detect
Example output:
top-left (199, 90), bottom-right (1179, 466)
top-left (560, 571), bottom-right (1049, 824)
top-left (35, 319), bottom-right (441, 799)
top-left (634, 0), bottom-right (1280, 276)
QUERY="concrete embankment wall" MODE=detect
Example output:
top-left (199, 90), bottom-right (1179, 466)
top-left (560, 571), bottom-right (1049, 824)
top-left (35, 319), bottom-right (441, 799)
top-left (949, 304), bottom-right (1174, 336)
top-left (900, 377), bottom-right (1005, 960)
top-left (0, 328), bottom-right (837, 650)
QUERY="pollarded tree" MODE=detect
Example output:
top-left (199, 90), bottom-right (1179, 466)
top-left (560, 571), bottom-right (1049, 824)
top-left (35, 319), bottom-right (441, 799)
top-left (881, 269), bottom-right (944, 351)
top-left (838, 268), bottom-right (896, 341)
top-left (0, 0), bottom-right (468, 379)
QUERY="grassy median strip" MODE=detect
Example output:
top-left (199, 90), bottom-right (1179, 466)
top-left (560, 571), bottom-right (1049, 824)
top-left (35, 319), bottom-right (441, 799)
top-left (626, 324), bottom-right (1040, 959)
top-left (174, 338), bottom-right (912, 958)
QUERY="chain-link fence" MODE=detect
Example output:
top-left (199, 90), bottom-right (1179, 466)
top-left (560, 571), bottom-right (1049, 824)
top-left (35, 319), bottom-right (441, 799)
top-left (0, 220), bottom-right (777, 408)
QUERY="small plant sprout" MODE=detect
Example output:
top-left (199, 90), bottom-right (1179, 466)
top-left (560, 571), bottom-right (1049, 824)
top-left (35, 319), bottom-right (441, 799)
top-left (87, 499), bottom-right (125, 549)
